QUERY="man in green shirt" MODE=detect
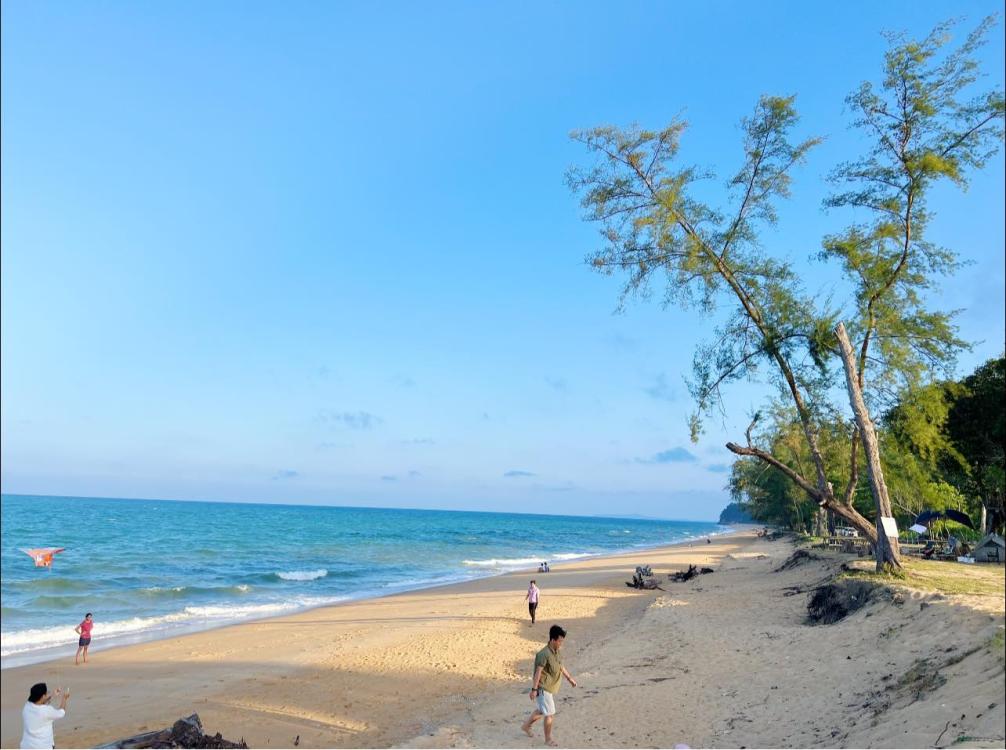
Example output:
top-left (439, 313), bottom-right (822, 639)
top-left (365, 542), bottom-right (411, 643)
top-left (521, 624), bottom-right (577, 746)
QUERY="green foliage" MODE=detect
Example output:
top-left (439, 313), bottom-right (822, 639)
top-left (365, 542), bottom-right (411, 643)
top-left (733, 357), bottom-right (1005, 533)
top-left (727, 407), bottom-right (873, 530)
top-left (568, 18), bottom-right (1004, 522)
top-left (945, 356), bottom-right (1006, 531)
top-left (718, 502), bottom-right (755, 524)
top-left (885, 382), bottom-right (966, 466)
top-left (567, 96), bottom-right (823, 436)
top-left (821, 16), bottom-right (1003, 408)
top-left (878, 355), bottom-right (1004, 532)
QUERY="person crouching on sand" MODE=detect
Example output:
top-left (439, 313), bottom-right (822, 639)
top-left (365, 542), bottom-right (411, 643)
top-left (524, 580), bottom-right (540, 625)
top-left (74, 613), bottom-right (93, 665)
top-left (522, 624), bottom-right (577, 747)
top-left (21, 682), bottom-right (69, 749)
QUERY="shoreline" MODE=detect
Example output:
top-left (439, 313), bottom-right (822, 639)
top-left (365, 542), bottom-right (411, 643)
top-left (2, 527), bottom-right (1002, 749)
top-left (0, 528), bottom-right (752, 748)
top-left (0, 525), bottom-right (736, 670)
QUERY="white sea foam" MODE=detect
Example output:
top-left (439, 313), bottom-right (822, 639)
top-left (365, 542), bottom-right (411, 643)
top-left (550, 552), bottom-right (593, 561)
top-left (462, 552), bottom-right (593, 568)
top-left (0, 595), bottom-right (347, 659)
top-left (276, 569), bottom-right (328, 581)
top-left (462, 556), bottom-right (544, 568)
top-left (378, 572), bottom-right (474, 593)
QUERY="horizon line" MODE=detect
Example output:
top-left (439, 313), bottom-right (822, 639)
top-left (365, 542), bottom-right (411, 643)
top-left (0, 492), bottom-right (722, 524)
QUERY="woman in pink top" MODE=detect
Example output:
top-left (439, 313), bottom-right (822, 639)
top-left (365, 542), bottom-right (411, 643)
top-left (524, 580), bottom-right (540, 625)
top-left (74, 613), bottom-right (93, 665)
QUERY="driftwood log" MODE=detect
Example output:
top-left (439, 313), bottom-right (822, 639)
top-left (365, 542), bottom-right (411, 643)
top-left (668, 564), bottom-right (715, 582)
top-left (626, 565), bottom-right (664, 590)
top-left (96, 714), bottom-right (248, 749)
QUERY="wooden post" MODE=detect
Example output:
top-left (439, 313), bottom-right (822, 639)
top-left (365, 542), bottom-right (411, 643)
top-left (834, 322), bottom-right (902, 571)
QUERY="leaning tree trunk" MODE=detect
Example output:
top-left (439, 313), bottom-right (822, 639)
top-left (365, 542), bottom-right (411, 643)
top-left (814, 507), bottom-right (827, 537)
top-left (835, 322), bottom-right (902, 571)
top-left (724, 441), bottom-right (880, 544)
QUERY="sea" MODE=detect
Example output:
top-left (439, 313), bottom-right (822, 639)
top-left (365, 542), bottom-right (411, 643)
top-left (0, 494), bottom-right (726, 667)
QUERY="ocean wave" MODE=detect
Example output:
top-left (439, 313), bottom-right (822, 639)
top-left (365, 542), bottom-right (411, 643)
top-left (462, 556), bottom-right (544, 568)
top-left (8, 577), bottom-right (92, 592)
top-left (141, 586), bottom-right (188, 594)
top-left (550, 552), bottom-right (593, 561)
top-left (140, 584), bottom-right (252, 598)
top-left (0, 595), bottom-right (348, 657)
top-left (462, 552), bottom-right (593, 568)
top-left (25, 594), bottom-right (96, 608)
top-left (379, 572), bottom-right (473, 590)
top-left (275, 569), bottom-right (328, 581)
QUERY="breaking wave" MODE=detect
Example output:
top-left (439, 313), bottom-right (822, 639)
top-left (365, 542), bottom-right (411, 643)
top-left (275, 569), bottom-right (328, 581)
top-left (0, 595), bottom-right (348, 658)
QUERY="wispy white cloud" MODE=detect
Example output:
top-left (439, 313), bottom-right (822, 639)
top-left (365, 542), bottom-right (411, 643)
top-left (643, 372), bottom-right (677, 402)
top-left (636, 447), bottom-right (697, 464)
top-left (318, 410), bottom-right (382, 430)
top-left (545, 376), bottom-right (568, 392)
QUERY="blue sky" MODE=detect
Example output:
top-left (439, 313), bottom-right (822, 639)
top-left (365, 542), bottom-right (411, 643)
top-left (2, 1), bottom-right (1003, 521)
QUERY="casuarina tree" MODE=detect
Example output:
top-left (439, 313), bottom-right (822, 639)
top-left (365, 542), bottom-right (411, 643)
top-left (568, 18), bottom-right (1004, 560)
top-left (822, 17), bottom-right (1004, 568)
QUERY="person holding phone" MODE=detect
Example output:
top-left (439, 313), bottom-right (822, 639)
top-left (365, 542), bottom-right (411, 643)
top-left (21, 682), bottom-right (69, 749)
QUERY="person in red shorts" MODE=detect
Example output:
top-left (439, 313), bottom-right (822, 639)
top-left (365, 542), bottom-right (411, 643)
top-left (74, 613), bottom-right (93, 665)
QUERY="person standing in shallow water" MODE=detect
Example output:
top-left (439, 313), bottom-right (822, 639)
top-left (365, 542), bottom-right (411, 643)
top-left (524, 580), bottom-right (540, 625)
top-left (521, 624), bottom-right (577, 747)
top-left (74, 613), bottom-right (93, 665)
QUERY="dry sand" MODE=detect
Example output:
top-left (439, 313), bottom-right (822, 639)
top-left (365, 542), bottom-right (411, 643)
top-left (1, 530), bottom-right (1003, 749)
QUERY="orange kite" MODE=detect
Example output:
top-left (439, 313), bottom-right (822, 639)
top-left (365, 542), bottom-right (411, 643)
top-left (21, 548), bottom-right (66, 568)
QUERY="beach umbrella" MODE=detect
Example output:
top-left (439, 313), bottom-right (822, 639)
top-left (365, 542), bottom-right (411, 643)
top-left (913, 509), bottom-right (976, 532)
top-left (943, 509), bottom-right (975, 530)
top-left (914, 510), bottom-right (943, 525)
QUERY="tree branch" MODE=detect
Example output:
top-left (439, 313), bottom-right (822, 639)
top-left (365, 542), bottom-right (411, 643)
top-left (725, 441), bottom-right (822, 502)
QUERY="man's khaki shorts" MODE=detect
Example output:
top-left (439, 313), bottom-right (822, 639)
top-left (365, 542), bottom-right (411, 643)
top-left (536, 689), bottom-right (556, 716)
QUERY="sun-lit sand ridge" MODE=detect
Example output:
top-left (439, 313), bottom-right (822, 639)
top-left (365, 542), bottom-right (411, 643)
top-left (1, 530), bottom-right (1002, 748)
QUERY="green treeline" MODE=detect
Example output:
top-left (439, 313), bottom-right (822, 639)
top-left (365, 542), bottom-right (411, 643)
top-left (728, 356), bottom-right (1005, 537)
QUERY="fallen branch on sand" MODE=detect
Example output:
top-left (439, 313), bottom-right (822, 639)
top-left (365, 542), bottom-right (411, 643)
top-left (668, 565), bottom-right (715, 582)
top-left (626, 565), bottom-right (665, 590)
top-left (97, 714), bottom-right (247, 749)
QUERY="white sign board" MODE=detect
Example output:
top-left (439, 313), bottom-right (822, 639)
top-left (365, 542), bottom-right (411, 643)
top-left (880, 516), bottom-right (899, 538)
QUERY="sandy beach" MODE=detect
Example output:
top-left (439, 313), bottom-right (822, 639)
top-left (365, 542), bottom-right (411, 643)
top-left (1, 530), bottom-right (1003, 749)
